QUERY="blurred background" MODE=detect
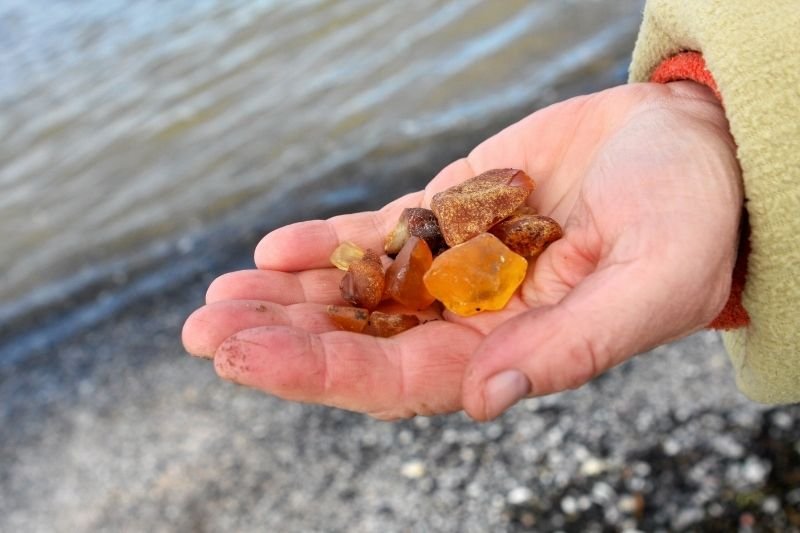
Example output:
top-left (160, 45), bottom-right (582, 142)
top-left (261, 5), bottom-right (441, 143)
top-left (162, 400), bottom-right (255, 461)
top-left (1, 1), bottom-right (798, 531)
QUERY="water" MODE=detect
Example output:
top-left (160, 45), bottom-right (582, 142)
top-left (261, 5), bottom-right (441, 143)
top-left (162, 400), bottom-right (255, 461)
top-left (0, 1), bottom-right (643, 345)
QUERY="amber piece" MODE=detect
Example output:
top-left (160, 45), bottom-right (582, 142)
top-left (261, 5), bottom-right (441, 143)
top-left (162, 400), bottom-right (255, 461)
top-left (384, 208), bottom-right (447, 256)
top-left (511, 205), bottom-right (537, 216)
top-left (327, 305), bottom-right (369, 333)
top-left (340, 250), bottom-right (384, 310)
top-left (330, 241), bottom-right (365, 271)
top-left (364, 311), bottom-right (420, 337)
top-left (423, 233), bottom-right (527, 317)
top-left (430, 168), bottom-right (534, 247)
top-left (490, 214), bottom-right (563, 258)
top-left (384, 237), bottom-right (435, 310)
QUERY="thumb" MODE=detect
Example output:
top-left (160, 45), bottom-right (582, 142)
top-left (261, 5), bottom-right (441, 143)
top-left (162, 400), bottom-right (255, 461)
top-left (461, 261), bottom-right (722, 421)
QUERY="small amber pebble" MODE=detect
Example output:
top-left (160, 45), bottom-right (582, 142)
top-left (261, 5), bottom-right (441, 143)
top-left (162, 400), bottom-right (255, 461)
top-left (364, 311), bottom-right (420, 337)
top-left (340, 250), bottom-right (384, 310)
top-left (330, 241), bottom-right (365, 271)
top-left (511, 205), bottom-right (537, 216)
top-left (385, 208), bottom-right (447, 256)
top-left (423, 233), bottom-right (527, 317)
top-left (327, 305), bottom-right (369, 333)
top-left (430, 168), bottom-right (534, 247)
top-left (490, 214), bottom-right (563, 258)
top-left (385, 237), bottom-right (435, 311)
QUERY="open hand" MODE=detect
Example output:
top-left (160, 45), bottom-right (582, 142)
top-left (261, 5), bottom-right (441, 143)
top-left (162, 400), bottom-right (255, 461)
top-left (183, 81), bottom-right (742, 420)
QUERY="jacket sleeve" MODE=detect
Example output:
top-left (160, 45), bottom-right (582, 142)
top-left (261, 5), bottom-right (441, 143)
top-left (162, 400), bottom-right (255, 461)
top-left (629, 0), bottom-right (800, 404)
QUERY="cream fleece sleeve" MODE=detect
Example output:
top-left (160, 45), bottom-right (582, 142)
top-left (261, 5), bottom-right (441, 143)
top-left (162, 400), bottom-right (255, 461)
top-left (629, 0), bottom-right (800, 403)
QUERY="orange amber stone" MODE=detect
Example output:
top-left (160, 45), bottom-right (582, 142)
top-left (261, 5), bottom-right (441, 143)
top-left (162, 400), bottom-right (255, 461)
top-left (384, 237), bottom-right (435, 311)
top-left (327, 305), bottom-right (369, 333)
top-left (364, 311), bottom-right (420, 337)
top-left (423, 233), bottom-right (527, 317)
top-left (430, 168), bottom-right (534, 247)
top-left (330, 241), bottom-right (365, 271)
top-left (490, 214), bottom-right (562, 258)
top-left (340, 250), bottom-right (384, 310)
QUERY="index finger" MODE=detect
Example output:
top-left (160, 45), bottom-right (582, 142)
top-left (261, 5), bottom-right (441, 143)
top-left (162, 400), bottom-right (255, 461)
top-left (213, 321), bottom-right (482, 419)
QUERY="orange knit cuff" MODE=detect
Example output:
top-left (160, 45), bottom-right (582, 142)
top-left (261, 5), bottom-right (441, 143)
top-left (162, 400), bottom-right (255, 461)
top-left (650, 51), bottom-right (750, 330)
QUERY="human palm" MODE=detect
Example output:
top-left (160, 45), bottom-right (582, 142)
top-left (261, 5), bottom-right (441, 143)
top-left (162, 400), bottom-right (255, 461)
top-left (183, 81), bottom-right (742, 420)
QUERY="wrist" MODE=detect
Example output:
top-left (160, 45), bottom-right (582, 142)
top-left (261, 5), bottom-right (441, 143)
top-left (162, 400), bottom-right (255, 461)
top-left (648, 54), bottom-right (750, 330)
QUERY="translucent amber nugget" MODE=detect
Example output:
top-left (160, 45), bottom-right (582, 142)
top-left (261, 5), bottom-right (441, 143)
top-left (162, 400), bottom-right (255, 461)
top-left (327, 305), bottom-right (369, 333)
top-left (430, 168), bottom-right (534, 247)
top-left (490, 214), bottom-right (563, 258)
top-left (364, 311), bottom-right (420, 337)
top-left (384, 237), bottom-right (435, 310)
top-left (340, 250), bottom-right (384, 310)
top-left (423, 233), bottom-right (527, 317)
top-left (330, 241), bottom-right (365, 271)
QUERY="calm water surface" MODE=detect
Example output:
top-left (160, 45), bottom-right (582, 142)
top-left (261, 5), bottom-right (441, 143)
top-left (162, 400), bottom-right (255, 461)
top-left (0, 0), bottom-right (642, 333)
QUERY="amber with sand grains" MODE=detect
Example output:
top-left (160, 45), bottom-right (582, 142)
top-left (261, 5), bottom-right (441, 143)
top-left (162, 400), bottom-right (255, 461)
top-left (339, 250), bottom-right (384, 310)
top-left (490, 214), bottom-right (563, 258)
top-left (430, 168), bottom-right (534, 247)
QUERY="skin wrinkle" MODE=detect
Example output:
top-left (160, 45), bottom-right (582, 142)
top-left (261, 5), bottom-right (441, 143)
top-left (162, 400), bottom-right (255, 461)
top-left (547, 95), bottom-right (595, 182)
top-left (293, 272), bottom-right (310, 303)
top-left (326, 220), bottom-right (345, 263)
top-left (322, 333), bottom-right (378, 410)
top-left (390, 338), bottom-right (409, 413)
top-left (479, 385), bottom-right (491, 421)
top-left (520, 126), bottom-right (541, 184)
top-left (441, 311), bottom-right (486, 337)
top-left (315, 332), bottom-right (334, 403)
top-left (368, 211), bottom-right (388, 250)
top-left (362, 337), bottom-right (413, 418)
top-left (551, 303), bottom-right (603, 389)
top-left (543, 107), bottom-right (603, 221)
top-left (574, 195), bottom-right (607, 264)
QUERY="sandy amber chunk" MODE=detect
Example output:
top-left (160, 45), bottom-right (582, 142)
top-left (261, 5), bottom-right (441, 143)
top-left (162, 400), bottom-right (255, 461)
top-left (384, 208), bottom-right (447, 256)
top-left (364, 311), bottom-right (420, 337)
top-left (330, 241), bottom-right (365, 271)
top-left (384, 237), bottom-right (435, 311)
top-left (423, 233), bottom-right (527, 317)
top-left (340, 250), bottom-right (384, 310)
top-left (430, 168), bottom-right (534, 247)
top-left (490, 214), bottom-right (563, 258)
top-left (327, 305), bottom-right (369, 333)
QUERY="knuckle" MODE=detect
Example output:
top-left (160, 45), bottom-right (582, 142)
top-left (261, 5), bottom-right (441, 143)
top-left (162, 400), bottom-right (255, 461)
top-left (559, 334), bottom-right (605, 391)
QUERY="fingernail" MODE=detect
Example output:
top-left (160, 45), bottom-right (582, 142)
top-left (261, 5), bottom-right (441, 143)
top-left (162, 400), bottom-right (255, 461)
top-left (484, 370), bottom-right (531, 419)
